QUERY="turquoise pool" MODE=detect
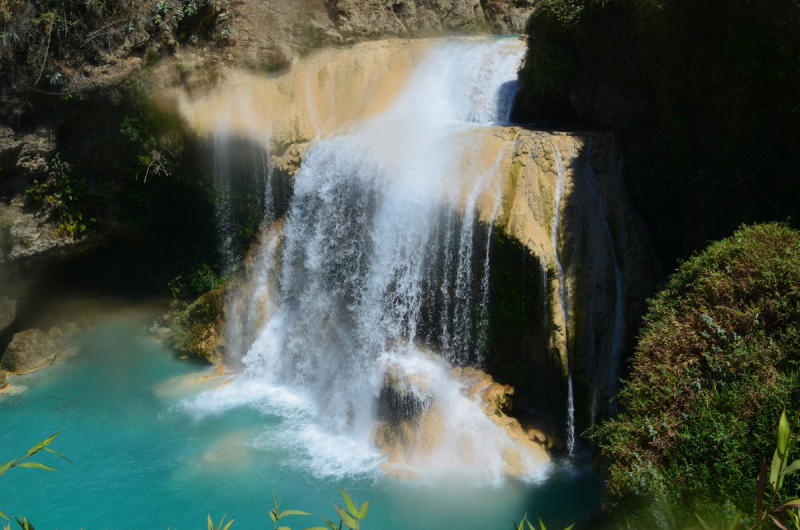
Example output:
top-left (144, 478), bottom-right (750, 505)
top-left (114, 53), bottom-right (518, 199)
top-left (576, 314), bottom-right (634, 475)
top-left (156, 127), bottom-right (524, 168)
top-left (0, 309), bottom-right (602, 529)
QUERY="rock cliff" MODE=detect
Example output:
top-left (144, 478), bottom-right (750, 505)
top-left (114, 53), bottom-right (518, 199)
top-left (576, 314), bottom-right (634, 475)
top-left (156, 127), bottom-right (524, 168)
top-left (176, 40), bottom-right (661, 430)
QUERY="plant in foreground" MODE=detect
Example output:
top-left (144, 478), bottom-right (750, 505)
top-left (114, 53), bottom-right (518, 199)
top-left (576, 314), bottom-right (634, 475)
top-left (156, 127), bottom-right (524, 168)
top-left (695, 409), bottom-right (800, 529)
top-left (512, 513), bottom-right (573, 530)
top-left (208, 512), bottom-right (234, 530)
top-left (266, 487), bottom-right (369, 530)
top-left (0, 431), bottom-right (71, 522)
top-left (752, 409), bottom-right (800, 529)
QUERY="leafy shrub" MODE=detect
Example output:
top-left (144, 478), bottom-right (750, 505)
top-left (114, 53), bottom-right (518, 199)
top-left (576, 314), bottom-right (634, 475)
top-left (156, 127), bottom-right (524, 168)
top-left (594, 223), bottom-right (800, 527)
top-left (23, 155), bottom-right (94, 237)
top-left (0, 0), bottom-right (132, 76)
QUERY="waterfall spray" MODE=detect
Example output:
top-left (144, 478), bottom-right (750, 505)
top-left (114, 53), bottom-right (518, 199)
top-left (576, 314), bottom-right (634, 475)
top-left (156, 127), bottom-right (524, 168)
top-left (551, 143), bottom-right (575, 456)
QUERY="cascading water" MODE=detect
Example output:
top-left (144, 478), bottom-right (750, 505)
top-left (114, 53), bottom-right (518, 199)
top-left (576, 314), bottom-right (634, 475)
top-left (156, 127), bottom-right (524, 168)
top-left (212, 131), bottom-right (273, 273)
top-left (551, 145), bottom-right (575, 457)
top-left (577, 141), bottom-right (624, 417)
top-left (188, 38), bottom-right (548, 482)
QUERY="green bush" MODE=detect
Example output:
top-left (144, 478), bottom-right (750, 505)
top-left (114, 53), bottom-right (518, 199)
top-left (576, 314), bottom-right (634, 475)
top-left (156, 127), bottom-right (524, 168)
top-left (593, 223), bottom-right (800, 528)
top-left (23, 155), bottom-right (94, 237)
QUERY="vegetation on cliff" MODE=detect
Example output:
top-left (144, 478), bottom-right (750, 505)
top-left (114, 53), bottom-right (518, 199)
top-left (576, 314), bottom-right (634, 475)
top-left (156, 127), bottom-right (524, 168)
top-left (516, 0), bottom-right (800, 269)
top-left (593, 223), bottom-right (800, 527)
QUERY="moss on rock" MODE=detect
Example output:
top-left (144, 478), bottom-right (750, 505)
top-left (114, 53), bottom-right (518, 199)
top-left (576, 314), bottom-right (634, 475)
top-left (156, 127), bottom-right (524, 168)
top-left (163, 289), bottom-right (226, 364)
top-left (593, 223), bottom-right (800, 527)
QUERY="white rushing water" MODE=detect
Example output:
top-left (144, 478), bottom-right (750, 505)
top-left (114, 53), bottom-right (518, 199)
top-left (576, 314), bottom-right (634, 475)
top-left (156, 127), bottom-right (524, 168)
top-left (185, 38), bottom-right (551, 483)
top-left (551, 145), bottom-right (575, 457)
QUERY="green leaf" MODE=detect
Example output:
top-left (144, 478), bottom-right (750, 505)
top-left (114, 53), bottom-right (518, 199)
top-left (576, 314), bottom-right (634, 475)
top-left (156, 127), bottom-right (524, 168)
top-left (43, 448), bottom-right (72, 464)
top-left (0, 507), bottom-right (7, 520)
top-left (279, 510), bottom-right (310, 518)
top-left (562, 525), bottom-right (574, 530)
top-left (695, 513), bottom-right (712, 530)
top-left (726, 512), bottom-right (741, 530)
top-left (538, 516), bottom-right (547, 530)
top-left (771, 448), bottom-right (782, 489)
top-left (15, 462), bottom-right (57, 471)
top-left (357, 501), bottom-right (369, 520)
top-left (334, 505), bottom-right (357, 530)
top-left (208, 513), bottom-right (214, 530)
top-left (277, 526), bottom-right (291, 530)
top-left (779, 409), bottom-right (791, 455)
top-left (270, 510), bottom-right (278, 523)
top-left (299, 528), bottom-right (333, 530)
top-left (216, 513), bottom-right (227, 530)
top-left (27, 431), bottom-right (61, 456)
top-left (273, 490), bottom-right (280, 513)
top-left (340, 488), bottom-right (357, 518)
top-left (318, 516), bottom-right (337, 530)
top-left (524, 519), bottom-right (535, 530)
top-left (770, 515), bottom-right (789, 530)
top-left (774, 498), bottom-right (800, 512)
top-left (14, 517), bottom-right (33, 530)
top-left (782, 460), bottom-right (800, 476)
top-left (0, 460), bottom-right (15, 476)
top-left (222, 519), bottom-right (235, 530)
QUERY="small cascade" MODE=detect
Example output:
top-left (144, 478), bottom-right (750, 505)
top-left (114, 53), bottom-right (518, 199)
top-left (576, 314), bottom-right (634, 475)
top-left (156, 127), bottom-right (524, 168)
top-left (578, 141), bottom-right (624, 417)
top-left (450, 149), bottom-right (506, 364)
top-left (211, 133), bottom-right (273, 273)
top-left (477, 189), bottom-right (503, 352)
top-left (551, 144), bottom-right (575, 456)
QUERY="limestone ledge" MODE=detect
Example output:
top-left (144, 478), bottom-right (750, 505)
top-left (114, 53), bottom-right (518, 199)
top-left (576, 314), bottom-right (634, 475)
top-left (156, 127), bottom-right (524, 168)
top-left (374, 362), bottom-right (553, 480)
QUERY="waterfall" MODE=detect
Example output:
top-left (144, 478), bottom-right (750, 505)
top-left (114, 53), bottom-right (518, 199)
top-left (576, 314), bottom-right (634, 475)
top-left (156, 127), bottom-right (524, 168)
top-left (579, 141), bottom-right (624, 417)
top-left (212, 131), bottom-right (273, 274)
top-left (193, 38), bottom-right (549, 482)
top-left (551, 144), bottom-right (575, 456)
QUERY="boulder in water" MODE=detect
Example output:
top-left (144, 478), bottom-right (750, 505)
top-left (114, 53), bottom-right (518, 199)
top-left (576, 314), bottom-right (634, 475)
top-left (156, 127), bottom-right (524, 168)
top-left (374, 356), bottom-right (550, 480)
top-left (1, 329), bottom-right (57, 373)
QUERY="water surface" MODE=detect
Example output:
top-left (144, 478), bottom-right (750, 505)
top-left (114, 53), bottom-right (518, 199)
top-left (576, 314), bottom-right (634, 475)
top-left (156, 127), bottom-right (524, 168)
top-left (1, 311), bottom-right (602, 529)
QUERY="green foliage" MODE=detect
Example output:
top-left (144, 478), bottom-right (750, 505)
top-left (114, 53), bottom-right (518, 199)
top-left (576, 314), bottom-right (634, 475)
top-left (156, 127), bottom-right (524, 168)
top-left (168, 262), bottom-right (224, 300)
top-left (512, 513), bottom-right (574, 530)
top-left (0, 430), bottom-right (71, 522)
top-left (23, 155), bottom-right (94, 237)
top-left (0, 0), bottom-right (131, 75)
top-left (593, 223), bottom-right (800, 527)
top-left (519, 0), bottom-right (800, 268)
top-left (119, 84), bottom-right (184, 183)
top-left (208, 513), bottom-right (234, 530)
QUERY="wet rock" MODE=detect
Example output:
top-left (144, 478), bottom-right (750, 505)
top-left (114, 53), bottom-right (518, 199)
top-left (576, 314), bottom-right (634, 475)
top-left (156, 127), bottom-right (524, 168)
top-left (1, 329), bottom-right (57, 373)
top-left (0, 297), bottom-right (16, 333)
top-left (161, 289), bottom-right (226, 364)
top-left (272, 143), bottom-right (308, 175)
top-left (374, 359), bottom-right (550, 479)
top-left (14, 127), bottom-right (57, 178)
